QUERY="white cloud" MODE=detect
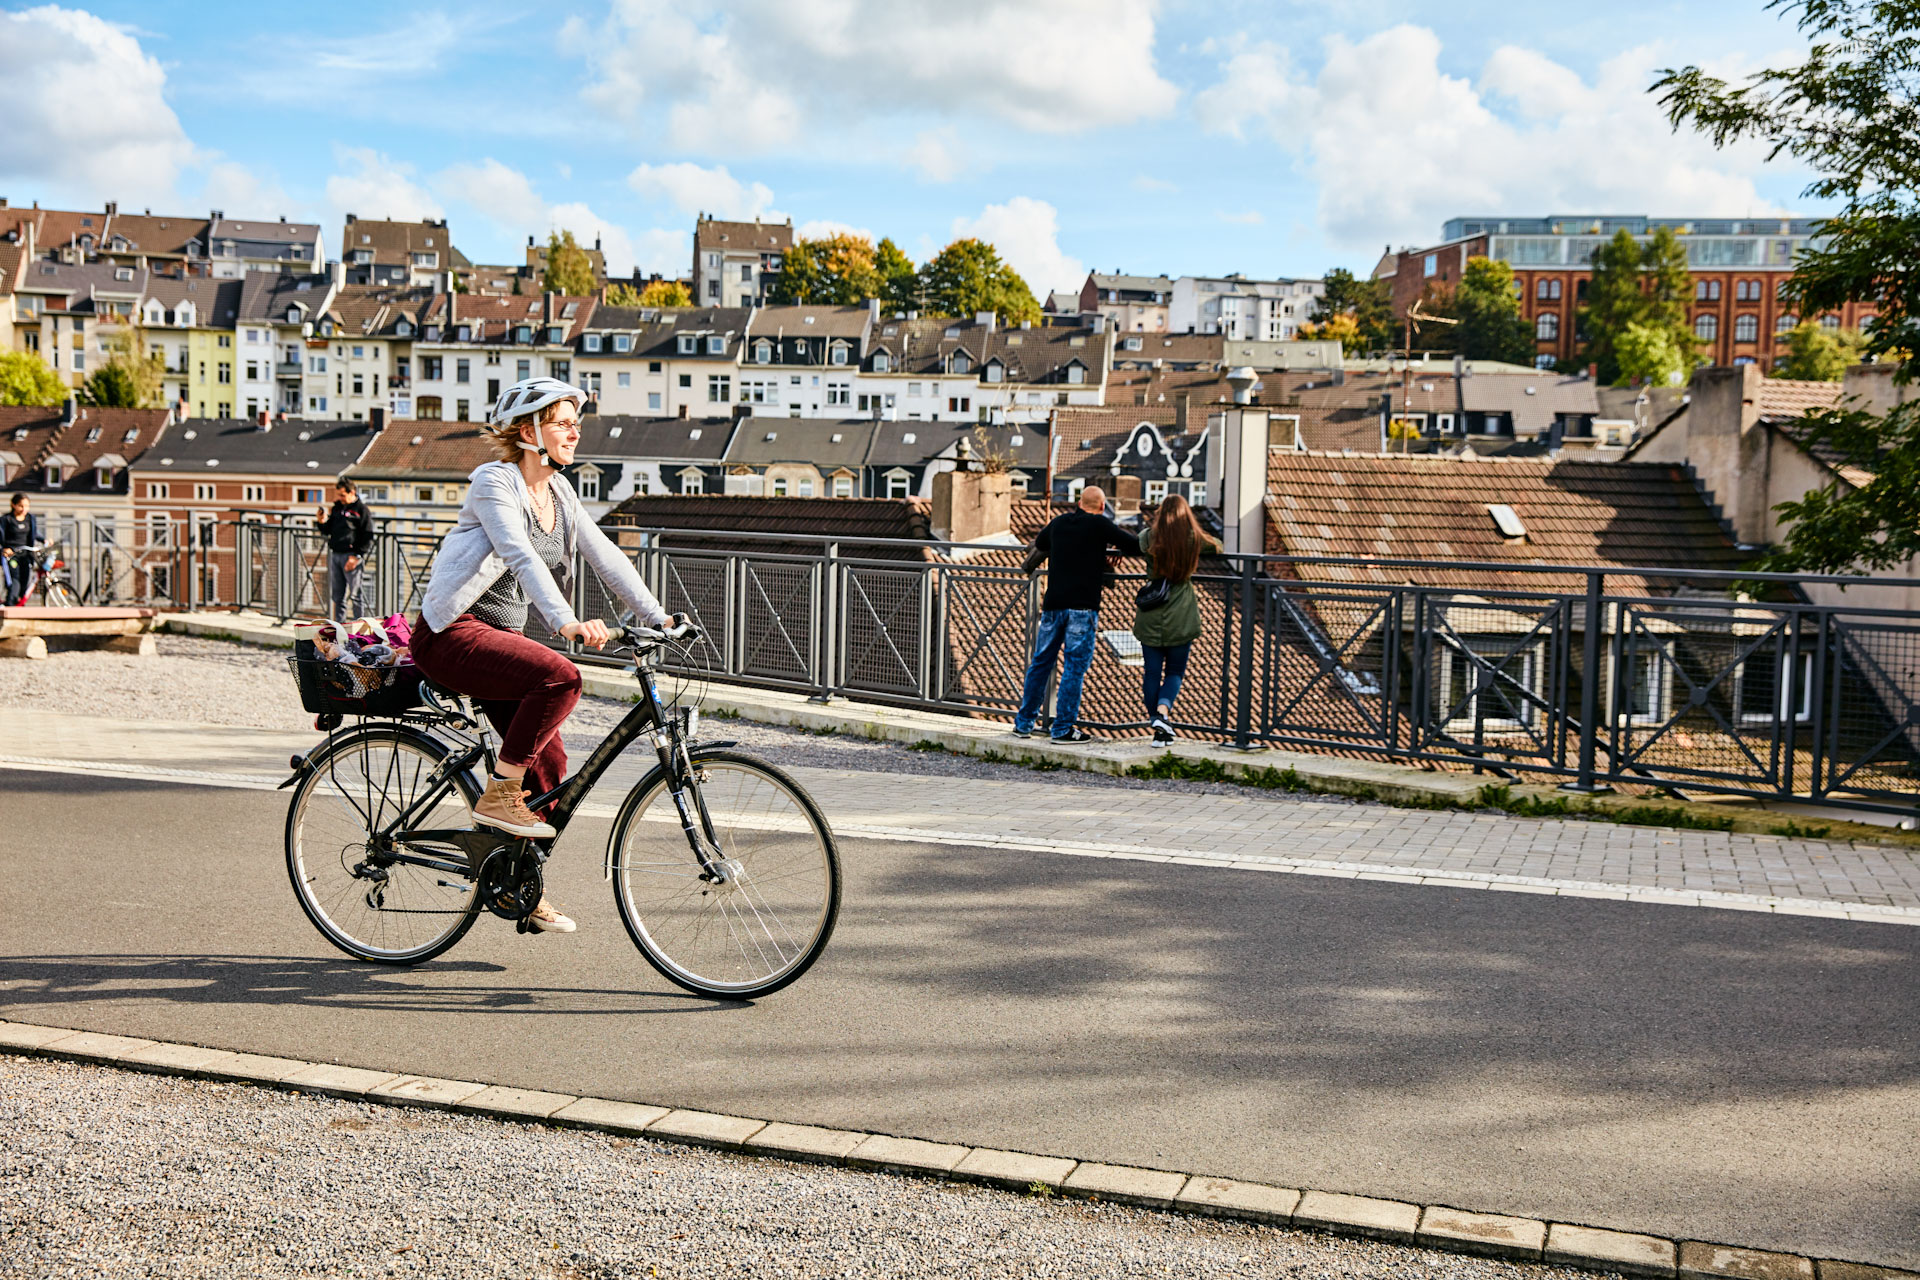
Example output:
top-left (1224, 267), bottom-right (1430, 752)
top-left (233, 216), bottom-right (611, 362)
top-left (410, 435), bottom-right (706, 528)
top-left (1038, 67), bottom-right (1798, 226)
top-left (905, 129), bottom-right (964, 183)
top-left (200, 160), bottom-right (296, 222)
top-left (427, 156), bottom-right (680, 276)
top-left (434, 158), bottom-right (545, 232)
top-left (627, 162), bottom-right (778, 220)
top-left (796, 219), bottom-right (876, 243)
top-left (324, 147), bottom-right (443, 227)
top-left (569, 0), bottom-right (1177, 152)
top-left (951, 196), bottom-right (1085, 298)
top-left (0, 6), bottom-right (195, 205)
top-left (1198, 25), bottom-right (1789, 251)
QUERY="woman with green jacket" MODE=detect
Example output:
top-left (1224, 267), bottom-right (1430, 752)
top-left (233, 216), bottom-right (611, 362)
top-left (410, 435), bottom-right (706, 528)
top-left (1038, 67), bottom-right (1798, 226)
top-left (1132, 495), bottom-right (1218, 744)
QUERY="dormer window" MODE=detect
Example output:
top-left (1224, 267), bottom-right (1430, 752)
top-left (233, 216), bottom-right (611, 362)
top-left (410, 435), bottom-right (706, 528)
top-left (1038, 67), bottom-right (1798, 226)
top-left (984, 360), bottom-right (1003, 384)
top-left (175, 301), bottom-right (196, 327)
top-left (285, 304), bottom-right (305, 323)
top-left (612, 334), bottom-right (631, 353)
top-left (707, 336), bottom-right (724, 355)
top-left (829, 343), bottom-right (849, 366)
top-left (95, 467), bottom-right (112, 488)
top-left (945, 327), bottom-right (960, 339)
top-left (456, 325), bottom-right (471, 341)
top-left (395, 320), bottom-right (412, 336)
top-left (515, 326), bottom-right (531, 343)
top-left (85, 427), bottom-right (101, 442)
top-left (585, 334), bottom-right (603, 352)
top-left (114, 267), bottom-right (132, 281)
top-left (950, 353), bottom-right (971, 374)
top-left (425, 325), bottom-right (441, 341)
top-left (754, 340), bottom-right (772, 364)
top-left (547, 327), bottom-right (563, 343)
top-left (872, 353), bottom-right (891, 373)
top-left (678, 335), bottom-right (696, 354)
top-left (1065, 364), bottom-right (1086, 385)
top-left (44, 464), bottom-right (63, 486)
top-left (144, 302), bottom-right (164, 324)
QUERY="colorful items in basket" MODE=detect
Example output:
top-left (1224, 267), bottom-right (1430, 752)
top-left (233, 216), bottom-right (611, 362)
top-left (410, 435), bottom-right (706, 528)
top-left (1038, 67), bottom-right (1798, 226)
top-left (295, 616), bottom-right (415, 696)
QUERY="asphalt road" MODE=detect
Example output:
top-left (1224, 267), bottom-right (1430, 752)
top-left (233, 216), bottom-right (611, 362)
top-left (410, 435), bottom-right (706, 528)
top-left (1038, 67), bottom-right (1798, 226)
top-left (1, 769), bottom-right (1916, 1266)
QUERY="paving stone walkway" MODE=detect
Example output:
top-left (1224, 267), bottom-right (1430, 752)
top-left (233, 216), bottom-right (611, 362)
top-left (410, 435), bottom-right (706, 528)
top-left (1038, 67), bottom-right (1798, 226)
top-left (4, 706), bottom-right (1919, 916)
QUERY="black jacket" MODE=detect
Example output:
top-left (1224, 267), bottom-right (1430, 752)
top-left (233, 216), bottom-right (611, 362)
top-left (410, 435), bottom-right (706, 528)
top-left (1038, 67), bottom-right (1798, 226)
top-left (1, 511), bottom-right (41, 550)
top-left (1030, 509), bottom-right (1137, 612)
top-left (319, 499), bottom-right (374, 555)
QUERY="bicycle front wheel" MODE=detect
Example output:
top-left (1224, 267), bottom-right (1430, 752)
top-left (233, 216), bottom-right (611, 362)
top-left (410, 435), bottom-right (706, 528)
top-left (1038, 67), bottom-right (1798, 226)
top-left (609, 749), bottom-right (840, 999)
top-left (41, 581), bottom-right (79, 608)
top-left (285, 725), bottom-right (483, 965)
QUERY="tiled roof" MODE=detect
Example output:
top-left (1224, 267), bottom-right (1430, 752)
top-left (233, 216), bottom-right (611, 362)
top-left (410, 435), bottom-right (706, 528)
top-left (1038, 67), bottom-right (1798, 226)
top-left (724, 419), bottom-right (878, 468)
top-left (747, 305), bottom-right (872, 340)
top-left (866, 316), bottom-right (989, 374)
top-left (693, 219), bottom-right (794, 254)
top-left (3, 407), bottom-right (169, 493)
top-left (131, 417), bottom-right (376, 477)
top-left (141, 276), bottom-right (242, 325)
top-left (1050, 406), bottom-right (1197, 482)
top-left (1089, 273), bottom-right (1174, 295)
top-left (340, 217), bottom-right (456, 267)
top-left (634, 307), bottom-right (752, 359)
top-left (236, 272), bottom-right (333, 323)
top-left (0, 409), bottom-right (72, 484)
top-left (1263, 453), bottom-right (1746, 596)
top-left (324, 283), bottom-right (435, 338)
top-left (1756, 377), bottom-right (1845, 421)
top-left (602, 494), bottom-right (933, 560)
top-left (985, 325), bottom-right (1109, 385)
top-left (347, 419), bottom-right (494, 480)
top-left (1110, 333), bottom-right (1222, 368)
top-left (104, 211), bottom-right (209, 257)
top-left (425, 292), bottom-right (596, 343)
top-left (575, 414), bottom-right (735, 461)
top-left (14, 259), bottom-right (149, 304)
top-left (1459, 373), bottom-right (1598, 433)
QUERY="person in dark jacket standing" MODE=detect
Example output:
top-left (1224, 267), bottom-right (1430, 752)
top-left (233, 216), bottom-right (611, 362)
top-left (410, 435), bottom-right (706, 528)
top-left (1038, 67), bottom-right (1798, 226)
top-left (1012, 485), bottom-right (1137, 743)
top-left (317, 478), bottom-right (374, 620)
top-left (2, 493), bottom-right (43, 605)
top-left (1132, 495), bottom-right (1219, 744)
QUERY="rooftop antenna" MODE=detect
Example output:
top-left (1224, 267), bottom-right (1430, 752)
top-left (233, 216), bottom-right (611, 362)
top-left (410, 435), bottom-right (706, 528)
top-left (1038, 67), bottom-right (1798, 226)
top-left (1399, 299), bottom-right (1459, 454)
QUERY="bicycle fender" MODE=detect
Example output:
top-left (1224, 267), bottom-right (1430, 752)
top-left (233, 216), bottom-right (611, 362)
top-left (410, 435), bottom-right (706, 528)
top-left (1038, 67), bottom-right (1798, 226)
top-left (278, 753), bottom-right (313, 790)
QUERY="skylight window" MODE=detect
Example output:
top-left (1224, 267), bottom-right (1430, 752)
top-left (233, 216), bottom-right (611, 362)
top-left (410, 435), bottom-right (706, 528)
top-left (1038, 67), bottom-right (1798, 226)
top-left (902, 432), bottom-right (916, 444)
top-left (764, 432), bottom-right (777, 441)
top-left (689, 428), bottom-right (702, 439)
top-left (1487, 504), bottom-right (1527, 538)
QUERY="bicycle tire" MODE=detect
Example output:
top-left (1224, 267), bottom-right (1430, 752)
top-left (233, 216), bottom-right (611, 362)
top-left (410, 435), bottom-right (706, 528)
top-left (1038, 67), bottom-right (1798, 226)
top-left (285, 723), bottom-right (484, 965)
top-left (41, 581), bottom-right (78, 608)
top-left (608, 748), bottom-right (840, 1000)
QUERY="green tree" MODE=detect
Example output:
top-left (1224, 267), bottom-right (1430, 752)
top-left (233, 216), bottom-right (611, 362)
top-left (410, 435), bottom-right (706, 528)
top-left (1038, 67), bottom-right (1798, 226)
top-left (875, 237), bottom-right (918, 315)
top-left (602, 282), bottom-right (642, 307)
top-left (917, 238), bottom-right (1041, 325)
top-left (542, 230), bottom-right (596, 296)
top-left (1614, 320), bottom-right (1691, 387)
top-left (1776, 321), bottom-right (1868, 381)
top-left (1451, 256), bottom-right (1536, 365)
top-left (1296, 312), bottom-right (1364, 354)
top-left (770, 233), bottom-right (885, 305)
top-left (1658, 0), bottom-right (1920, 576)
top-left (80, 328), bottom-right (163, 408)
top-left (0, 351), bottom-right (66, 406)
top-left (1577, 226), bottom-right (1697, 384)
top-left (638, 279), bottom-right (692, 307)
top-left (1307, 268), bottom-right (1394, 353)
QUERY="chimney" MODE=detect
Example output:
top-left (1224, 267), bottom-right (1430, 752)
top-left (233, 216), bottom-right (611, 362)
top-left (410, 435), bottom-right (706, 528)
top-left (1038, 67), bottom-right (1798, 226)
top-left (62, 395), bottom-right (77, 424)
top-left (368, 406), bottom-right (386, 434)
top-left (677, 404), bottom-right (689, 420)
top-left (868, 297), bottom-right (881, 321)
top-left (974, 310), bottom-right (996, 332)
top-left (930, 463), bottom-right (1012, 545)
top-left (1090, 314), bottom-right (1107, 333)
top-left (105, 200), bottom-right (117, 216)
top-left (346, 213), bottom-right (357, 225)
top-left (256, 410), bottom-right (271, 431)
top-left (1175, 391), bottom-right (1190, 434)
top-left (1227, 367), bottom-right (1258, 405)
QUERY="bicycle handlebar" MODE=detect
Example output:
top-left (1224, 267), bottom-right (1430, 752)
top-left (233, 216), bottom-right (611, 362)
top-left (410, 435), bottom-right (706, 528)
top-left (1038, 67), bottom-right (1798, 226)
top-left (620, 619), bottom-right (700, 647)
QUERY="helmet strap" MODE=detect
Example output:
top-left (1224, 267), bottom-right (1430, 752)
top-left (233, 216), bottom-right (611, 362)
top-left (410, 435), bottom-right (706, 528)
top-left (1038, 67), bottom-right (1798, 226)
top-left (517, 439), bottom-right (560, 469)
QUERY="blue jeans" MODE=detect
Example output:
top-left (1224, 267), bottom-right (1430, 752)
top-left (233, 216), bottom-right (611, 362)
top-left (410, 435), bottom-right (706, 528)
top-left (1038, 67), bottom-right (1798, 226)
top-left (1014, 609), bottom-right (1099, 738)
top-left (1142, 643), bottom-right (1191, 718)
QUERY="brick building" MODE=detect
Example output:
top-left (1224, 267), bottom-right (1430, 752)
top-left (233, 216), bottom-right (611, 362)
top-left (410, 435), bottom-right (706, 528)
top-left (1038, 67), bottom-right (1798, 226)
top-left (1380, 216), bottom-right (1880, 370)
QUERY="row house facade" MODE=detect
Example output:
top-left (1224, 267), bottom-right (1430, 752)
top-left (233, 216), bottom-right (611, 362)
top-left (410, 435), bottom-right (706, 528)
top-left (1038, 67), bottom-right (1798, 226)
top-left (692, 217), bottom-right (792, 307)
top-left (137, 277), bottom-right (244, 416)
top-left (0, 403), bottom-right (173, 551)
top-left (13, 260), bottom-right (149, 390)
top-left (1168, 275), bottom-right (1325, 341)
top-left (736, 305), bottom-right (872, 418)
top-left (0, 200), bottom-right (322, 279)
top-left (562, 413), bottom-right (739, 516)
top-left (236, 272), bottom-right (338, 417)
top-left (311, 283), bottom-right (437, 422)
top-left (569, 306), bottom-right (678, 415)
top-left (1076, 273), bottom-right (1173, 332)
top-left (340, 215), bottom-right (465, 287)
top-left (1387, 215), bottom-right (1882, 370)
top-left (411, 292), bottom-right (596, 422)
top-left (857, 314), bottom-right (1112, 426)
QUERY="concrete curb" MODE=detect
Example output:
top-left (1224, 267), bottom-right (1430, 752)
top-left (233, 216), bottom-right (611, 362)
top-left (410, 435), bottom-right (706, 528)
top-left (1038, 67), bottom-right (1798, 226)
top-left (5, 1017), bottom-right (1913, 1278)
top-left (160, 610), bottom-right (1919, 849)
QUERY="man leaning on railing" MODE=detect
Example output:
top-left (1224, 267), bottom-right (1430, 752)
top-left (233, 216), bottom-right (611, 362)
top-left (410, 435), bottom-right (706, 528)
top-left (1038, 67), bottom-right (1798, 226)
top-left (1012, 484), bottom-right (1137, 744)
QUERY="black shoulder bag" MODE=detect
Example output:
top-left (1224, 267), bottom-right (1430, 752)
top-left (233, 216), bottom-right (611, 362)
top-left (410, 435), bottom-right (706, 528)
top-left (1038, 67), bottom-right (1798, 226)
top-left (1135, 576), bottom-right (1172, 612)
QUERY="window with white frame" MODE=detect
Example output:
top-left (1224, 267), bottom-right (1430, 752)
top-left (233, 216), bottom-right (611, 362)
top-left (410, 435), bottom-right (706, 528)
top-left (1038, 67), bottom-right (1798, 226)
top-left (243, 484), bottom-right (265, 502)
top-left (1145, 479), bottom-right (1168, 504)
top-left (575, 469), bottom-right (601, 501)
top-left (832, 474), bottom-right (853, 498)
top-left (613, 334), bottom-right (631, 353)
top-left (146, 483), bottom-right (169, 499)
top-left (1536, 312), bottom-right (1559, 340)
top-left (885, 469), bottom-right (912, 498)
top-left (680, 469), bottom-right (704, 494)
top-left (827, 382), bottom-right (850, 406)
top-left (1738, 650), bottom-right (1814, 723)
top-left (1434, 636), bottom-right (1543, 731)
top-left (1734, 314), bottom-right (1760, 342)
top-left (584, 334), bottom-right (602, 352)
top-left (1694, 313), bottom-right (1719, 341)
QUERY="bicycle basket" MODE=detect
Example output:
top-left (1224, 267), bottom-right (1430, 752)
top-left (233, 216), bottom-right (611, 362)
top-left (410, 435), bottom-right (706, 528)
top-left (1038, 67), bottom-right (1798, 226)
top-left (287, 638), bottom-right (423, 717)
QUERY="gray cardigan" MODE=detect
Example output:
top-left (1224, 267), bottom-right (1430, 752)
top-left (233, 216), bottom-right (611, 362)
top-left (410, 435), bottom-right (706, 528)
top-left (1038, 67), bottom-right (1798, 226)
top-left (419, 462), bottom-right (669, 634)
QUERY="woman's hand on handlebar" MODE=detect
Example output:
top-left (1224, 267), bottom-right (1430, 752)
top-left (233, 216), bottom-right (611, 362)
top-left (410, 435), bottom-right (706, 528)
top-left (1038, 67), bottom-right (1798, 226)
top-left (562, 619), bottom-right (611, 649)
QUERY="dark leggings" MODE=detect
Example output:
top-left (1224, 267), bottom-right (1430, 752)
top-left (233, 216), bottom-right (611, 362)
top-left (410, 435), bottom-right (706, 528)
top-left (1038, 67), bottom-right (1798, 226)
top-left (410, 614), bottom-right (582, 806)
top-left (1142, 642), bottom-right (1191, 717)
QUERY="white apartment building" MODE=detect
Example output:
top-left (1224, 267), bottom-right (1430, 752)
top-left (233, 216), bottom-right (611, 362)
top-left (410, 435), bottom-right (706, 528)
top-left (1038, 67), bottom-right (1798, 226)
top-left (1169, 275), bottom-right (1325, 340)
top-left (571, 307), bottom-right (676, 415)
top-left (692, 217), bottom-right (792, 307)
top-left (736, 305), bottom-right (872, 418)
top-left (410, 292), bottom-right (592, 422)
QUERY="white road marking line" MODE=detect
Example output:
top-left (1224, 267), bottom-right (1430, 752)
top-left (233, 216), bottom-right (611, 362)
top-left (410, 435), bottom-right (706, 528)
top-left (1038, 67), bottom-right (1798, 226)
top-left (3, 754), bottom-right (1915, 926)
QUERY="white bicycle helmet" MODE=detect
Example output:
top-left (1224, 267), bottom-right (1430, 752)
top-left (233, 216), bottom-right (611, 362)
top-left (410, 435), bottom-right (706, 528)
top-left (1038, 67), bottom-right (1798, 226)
top-left (490, 375), bottom-right (586, 468)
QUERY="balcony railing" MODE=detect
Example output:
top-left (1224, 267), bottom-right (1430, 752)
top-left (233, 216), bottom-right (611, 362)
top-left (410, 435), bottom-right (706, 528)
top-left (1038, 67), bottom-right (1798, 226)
top-left (75, 517), bottom-right (1920, 820)
top-left (275, 361), bottom-right (303, 378)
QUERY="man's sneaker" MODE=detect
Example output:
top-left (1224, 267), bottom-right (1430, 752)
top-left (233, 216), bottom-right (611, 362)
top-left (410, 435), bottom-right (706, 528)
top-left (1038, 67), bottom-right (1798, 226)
top-left (1151, 716), bottom-right (1177, 744)
top-left (1010, 725), bottom-right (1033, 738)
top-left (1052, 728), bottom-right (1092, 744)
top-left (472, 777), bottom-right (557, 839)
top-left (529, 898), bottom-right (576, 933)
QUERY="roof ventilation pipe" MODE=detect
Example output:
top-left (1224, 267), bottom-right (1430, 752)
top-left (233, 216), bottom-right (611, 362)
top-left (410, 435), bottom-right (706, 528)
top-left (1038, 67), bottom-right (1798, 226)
top-left (1227, 367), bottom-right (1259, 405)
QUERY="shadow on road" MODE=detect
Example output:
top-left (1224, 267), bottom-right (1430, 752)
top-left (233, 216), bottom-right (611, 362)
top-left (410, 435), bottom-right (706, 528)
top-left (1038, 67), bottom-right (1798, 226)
top-left (0, 953), bottom-right (733, 1017)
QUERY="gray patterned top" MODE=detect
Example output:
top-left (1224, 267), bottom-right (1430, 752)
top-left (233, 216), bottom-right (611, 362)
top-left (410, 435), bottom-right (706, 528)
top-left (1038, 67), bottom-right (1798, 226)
top-left (467, 497), bottom-right (569, 633)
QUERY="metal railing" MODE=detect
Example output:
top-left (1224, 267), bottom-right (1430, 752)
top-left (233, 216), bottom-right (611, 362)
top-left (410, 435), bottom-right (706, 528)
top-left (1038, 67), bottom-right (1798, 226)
top-left (50, 515), bottom-right (1920, 819)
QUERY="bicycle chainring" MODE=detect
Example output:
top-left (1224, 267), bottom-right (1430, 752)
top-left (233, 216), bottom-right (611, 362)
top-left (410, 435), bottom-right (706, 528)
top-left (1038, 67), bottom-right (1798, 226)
top-left (479, 847), bottom-right (544, 921)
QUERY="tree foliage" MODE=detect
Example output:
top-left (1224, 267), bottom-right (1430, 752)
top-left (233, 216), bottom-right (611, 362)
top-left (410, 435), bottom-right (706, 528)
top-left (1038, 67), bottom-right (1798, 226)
top-left (1296, 312), bottom-right (1365, 354)
top-left (637, 279), bottom-right (692, 307)
top-left (602, 282), bottom-right (642, 307)
top-left (81, 328), bottom-right (163, 408)
top-left (875, 237), bottom-right (918, 315)
top-left (1306, 268), bottom-right (1394, 353)
top-left (542, 230), bottom-right (596, 296)
top-left (1614, 320), bottom-right (1692, 387)
top-left (770, 233), bottom-right (884, 305)
top-left (1657, 0), bottom-right (1920, 576)
top-left (917, 238), bottom-right (1040, 325)
top-left (1778, 321), bottom-right (1869, 381)
top-left (1450, 256), bottom-right (1536, 365)
top-left (1578, 226), bottom-right (1697, 385)
top-left (0, 351), bottom-right (66, 406)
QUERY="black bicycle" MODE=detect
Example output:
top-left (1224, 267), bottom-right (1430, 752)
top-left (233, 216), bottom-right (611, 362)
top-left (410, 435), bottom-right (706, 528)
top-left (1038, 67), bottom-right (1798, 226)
top-left (280, 622), bottom-right (841, 999)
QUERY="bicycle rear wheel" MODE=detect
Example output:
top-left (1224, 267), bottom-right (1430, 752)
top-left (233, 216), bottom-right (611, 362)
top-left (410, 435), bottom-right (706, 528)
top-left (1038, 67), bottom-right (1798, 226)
top-left (609, 749), bottom-right (839, 999)
top-left (285, 725), bottom-right (483, 964)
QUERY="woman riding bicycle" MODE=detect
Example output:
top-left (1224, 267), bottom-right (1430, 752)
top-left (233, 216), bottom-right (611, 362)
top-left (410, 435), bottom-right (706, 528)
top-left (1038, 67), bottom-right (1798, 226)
top-left (411, 375), bottom-right (682, 933)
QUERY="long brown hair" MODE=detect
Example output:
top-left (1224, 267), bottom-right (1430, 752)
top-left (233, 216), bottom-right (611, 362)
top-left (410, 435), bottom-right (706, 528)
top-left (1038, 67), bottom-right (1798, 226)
top-left (1149, 495), bottom-right (1204, 585)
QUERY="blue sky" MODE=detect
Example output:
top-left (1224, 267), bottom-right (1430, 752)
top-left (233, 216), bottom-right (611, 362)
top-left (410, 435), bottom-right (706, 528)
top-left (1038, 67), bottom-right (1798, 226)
top-left (0, 1), bottom-right (1824, 297)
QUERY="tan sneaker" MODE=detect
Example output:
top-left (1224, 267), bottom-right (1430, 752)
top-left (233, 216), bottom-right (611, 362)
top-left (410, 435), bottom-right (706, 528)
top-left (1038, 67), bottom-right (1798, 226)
top-left (472, 777), bottom-right (556, 839)
top-left (529, 898), bottom-right (576, 933)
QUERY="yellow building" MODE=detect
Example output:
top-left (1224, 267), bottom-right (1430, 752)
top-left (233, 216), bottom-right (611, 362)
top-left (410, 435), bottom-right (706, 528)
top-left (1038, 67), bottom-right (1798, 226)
top-left (141, 278), bottom-right (244, 417)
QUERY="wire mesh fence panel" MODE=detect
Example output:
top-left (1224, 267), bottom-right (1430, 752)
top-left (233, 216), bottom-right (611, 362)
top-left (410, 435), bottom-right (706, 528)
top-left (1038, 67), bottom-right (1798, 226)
top-left (933, 564), bottom-right (1031, 711)
top-left (839, 565), bottom-right (926, 698)
top-left (1258, 579), bottom-right (1400, 750)
top-left (1410, 592), bottom-right (1575, 770)
top-left (1823, 616), bottom-right (1920, 806)
top-left (649, 552), bottom-right (732, 679)
top-left (736, 558), bottom-right (818, 687)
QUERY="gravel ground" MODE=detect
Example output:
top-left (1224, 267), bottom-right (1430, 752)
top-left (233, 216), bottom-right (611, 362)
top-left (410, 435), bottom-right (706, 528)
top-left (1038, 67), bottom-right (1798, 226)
top-left (1, 1055), bottom-right (1588, 1280)
top-left (0, 634), bottom-right (1357, 805)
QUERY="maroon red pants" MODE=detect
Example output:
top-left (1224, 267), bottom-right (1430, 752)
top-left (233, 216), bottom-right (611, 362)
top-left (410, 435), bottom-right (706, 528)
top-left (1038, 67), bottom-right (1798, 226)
top-left (410, 614), bottom-right (582, 806)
